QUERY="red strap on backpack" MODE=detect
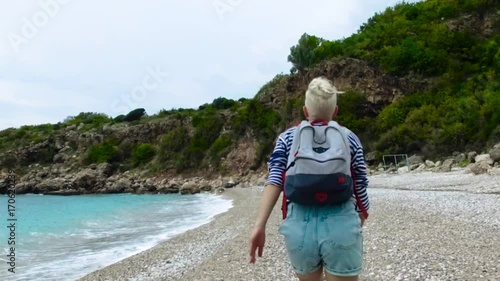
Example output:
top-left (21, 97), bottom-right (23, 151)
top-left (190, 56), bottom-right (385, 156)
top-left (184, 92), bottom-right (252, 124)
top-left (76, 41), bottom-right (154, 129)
top-left (281, 171), bottom-right (288, 219)
top-left (280, 122), bottom-right (301, 220)
top-left (310, 119), bottom-right (328, 126)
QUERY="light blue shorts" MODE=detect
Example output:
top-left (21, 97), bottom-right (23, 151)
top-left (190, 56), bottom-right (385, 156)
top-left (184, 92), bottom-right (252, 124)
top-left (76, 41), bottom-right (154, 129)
top-left (278, 200), bottom-right (363, 276)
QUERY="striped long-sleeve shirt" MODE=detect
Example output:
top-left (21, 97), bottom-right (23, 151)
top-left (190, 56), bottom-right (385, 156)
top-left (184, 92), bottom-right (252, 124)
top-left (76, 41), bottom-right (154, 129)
top-left (265, 124), bottom-right (370, 214)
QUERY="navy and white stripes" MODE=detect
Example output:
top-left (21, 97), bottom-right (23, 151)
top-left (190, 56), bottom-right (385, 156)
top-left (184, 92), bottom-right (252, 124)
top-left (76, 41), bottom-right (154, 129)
top-left (265, 125), bottom-right (370, 213)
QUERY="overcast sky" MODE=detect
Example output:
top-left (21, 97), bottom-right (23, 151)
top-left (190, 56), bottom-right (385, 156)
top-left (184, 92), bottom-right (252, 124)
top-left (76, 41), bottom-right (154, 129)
top-left (0, 0), bottom-right (415, 130)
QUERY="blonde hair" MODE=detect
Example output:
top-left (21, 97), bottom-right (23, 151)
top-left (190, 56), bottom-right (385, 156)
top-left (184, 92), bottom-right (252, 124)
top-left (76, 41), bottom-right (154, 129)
top-left (304, 77), bottom-right (344, 119)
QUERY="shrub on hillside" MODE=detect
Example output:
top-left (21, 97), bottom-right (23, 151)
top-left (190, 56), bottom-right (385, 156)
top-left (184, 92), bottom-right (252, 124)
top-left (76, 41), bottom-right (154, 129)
top-left (86, 142), bottom-right (120, 164)
top-left (65, 112), bottom-right (112, 127)
top-left (182, 112), bottom-right (225, 169)
top-left (158, 127), bottom-right (190, 162)
top-left (132, 143), bottom-right (156, 166)
top-left (209, 135), bottom-right (233, 160)
top-left (114, 114), bottom-right (126, 122)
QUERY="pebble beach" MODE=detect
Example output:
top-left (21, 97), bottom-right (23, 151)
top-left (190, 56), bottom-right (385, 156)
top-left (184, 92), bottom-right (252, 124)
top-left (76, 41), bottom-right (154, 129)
top-left (80, 169), bottom-right (500, 281)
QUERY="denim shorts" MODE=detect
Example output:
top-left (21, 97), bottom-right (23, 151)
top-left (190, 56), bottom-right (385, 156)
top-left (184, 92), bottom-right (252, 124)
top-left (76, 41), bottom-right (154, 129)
top-left (278, 199), bottom-right (363, 276)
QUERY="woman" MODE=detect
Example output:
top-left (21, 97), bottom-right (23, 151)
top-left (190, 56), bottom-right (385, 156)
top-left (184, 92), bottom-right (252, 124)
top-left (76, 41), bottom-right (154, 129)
top-left (249, 76), bottom-right (370, 281)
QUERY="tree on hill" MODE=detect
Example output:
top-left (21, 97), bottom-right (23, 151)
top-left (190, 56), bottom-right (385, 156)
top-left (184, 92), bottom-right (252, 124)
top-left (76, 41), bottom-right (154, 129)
top-left (287, 33), bottom-right (325, 73)
top-left (124, 108), bottom-right (146, 122)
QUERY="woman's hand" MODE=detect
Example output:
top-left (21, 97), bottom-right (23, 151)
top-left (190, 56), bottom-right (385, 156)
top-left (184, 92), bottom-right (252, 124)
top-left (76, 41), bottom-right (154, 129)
top-left (359, 213), bottom-right (366, 227)
top-left (249, 226), bottom-right (266, 263)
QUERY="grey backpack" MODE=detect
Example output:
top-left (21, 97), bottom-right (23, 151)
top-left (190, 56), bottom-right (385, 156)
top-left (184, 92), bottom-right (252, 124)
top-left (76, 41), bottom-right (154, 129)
top-left (284, 120), bottom-right (354, 205)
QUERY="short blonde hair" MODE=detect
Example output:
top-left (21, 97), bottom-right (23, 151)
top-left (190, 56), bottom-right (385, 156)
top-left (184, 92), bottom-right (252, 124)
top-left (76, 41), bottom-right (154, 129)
top-left (304, 77), bottom-right (344, 119)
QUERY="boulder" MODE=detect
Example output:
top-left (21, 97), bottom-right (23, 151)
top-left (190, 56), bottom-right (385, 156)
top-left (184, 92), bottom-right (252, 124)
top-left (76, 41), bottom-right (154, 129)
top-left (435, 161), bottom-right (442, 167)
top-left (415, 164), bottom-right (427, 172)
top-left (469, 161), bottom-right (492, 175)
top-left (73, 169), bottom-right (102, 191)
top-left (15, 181), bottom-right (37, 194)
top-left (489, 145), bottom-right (500, 163)
top-left (135, 186), bottom-right (148, 194)
top-left (37, 178), bottom-right (72, 192)
top-left (364, 151), bottom-right (377, 165)
top-left (36, 169), bottom-right (49, 180)
top-left (180, 182), bottom-right (200, 195)
top-left (96, 163), bottom-right (113, 177)
top-left (143, 178), bottom-right (158, 193)
top-left (425, 160), bottom-right (435, 167)
top-left (467, 151), bottom-right (477, 163)
top-left (397, 166), bottom-right (409, 174)
top-left (454, 153), bottom-right (466, 163)
top-left (475, 154), bottom-right (494, 165)
top-left (436, 159), bottom-right (454, 173)
top-left (386, 167), bottom-right (397, 173)
top-left (224, 178), bottom-right (238, 188)
top-left (53, 153), bottom-right (65, 163)
top-left (200, 182), bottom-right (213, 192)
top-left (144, 183), bottom-right (158, 192)
top-left (408, 155), bottom-right (423, 165)
top-left (159, 180), bottom-right (180, 194)
top-left (409, 164), bottom-right (421, 171)
top-left (108, 178), bottom-right (133, 193)
top-left (487, 167), bottom-right (500, 176)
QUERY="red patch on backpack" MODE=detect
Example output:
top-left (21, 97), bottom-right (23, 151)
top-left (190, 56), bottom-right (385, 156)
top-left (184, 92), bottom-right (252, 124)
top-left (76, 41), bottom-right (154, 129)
top-left (315, 192), bottom-right (328, 202)
top-left (338, 176), bottom-right (345, 184)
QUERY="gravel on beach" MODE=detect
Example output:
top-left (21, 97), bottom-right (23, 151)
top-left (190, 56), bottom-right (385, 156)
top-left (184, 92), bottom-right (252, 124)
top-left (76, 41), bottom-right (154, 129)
top-left (80, 171), bottom-right (500, 281)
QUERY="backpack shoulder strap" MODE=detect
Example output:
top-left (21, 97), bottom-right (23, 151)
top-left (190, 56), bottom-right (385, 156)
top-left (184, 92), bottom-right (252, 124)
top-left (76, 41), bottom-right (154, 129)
top-left (334, 122), bottom-right (370, 219)
top-left (282, 121), bottom-right (309, 220)
top-left (327, 121), bottom-right (351, 162)
top-left (286, 121), bottom-right (310, 171)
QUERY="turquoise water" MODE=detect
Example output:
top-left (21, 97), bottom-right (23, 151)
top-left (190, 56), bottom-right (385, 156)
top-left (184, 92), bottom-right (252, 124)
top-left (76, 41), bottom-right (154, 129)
top-left (0, 193), bottom-right (232, 281)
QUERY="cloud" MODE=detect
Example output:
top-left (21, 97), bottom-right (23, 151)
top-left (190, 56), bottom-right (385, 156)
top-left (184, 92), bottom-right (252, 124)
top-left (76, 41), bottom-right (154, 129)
top-left (0, 0), bottom-right (414, 130)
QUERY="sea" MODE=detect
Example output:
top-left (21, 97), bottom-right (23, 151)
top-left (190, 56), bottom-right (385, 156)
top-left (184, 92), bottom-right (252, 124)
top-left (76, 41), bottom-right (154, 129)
top-left (0, 192), bottom-right (233, 281)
